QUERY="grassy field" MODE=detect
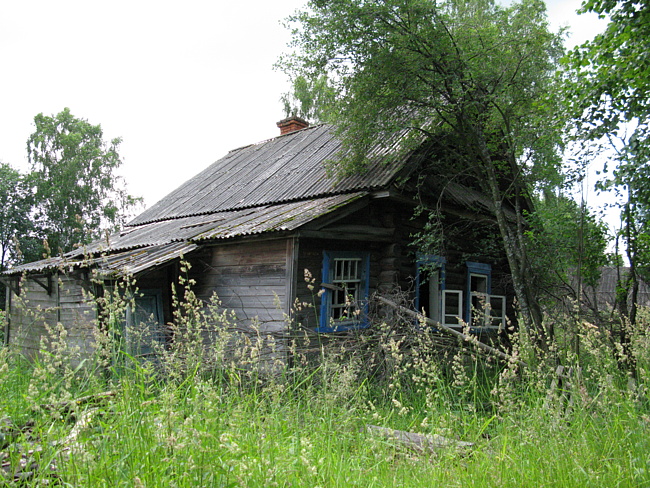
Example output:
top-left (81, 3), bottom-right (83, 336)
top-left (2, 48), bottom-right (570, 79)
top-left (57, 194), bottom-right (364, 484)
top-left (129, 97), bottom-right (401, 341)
top-left (1, 304), bottom-right (649, 487)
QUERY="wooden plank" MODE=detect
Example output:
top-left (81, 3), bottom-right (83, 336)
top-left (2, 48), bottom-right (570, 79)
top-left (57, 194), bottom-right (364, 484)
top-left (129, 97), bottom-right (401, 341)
top-left (285, 237), bottom-right (298, 319)
top-left (199, 277), bottom-right (286, 291)
top-left (209, 240), bottom-right (287, 266)
top-left (204, 268), bottom-right (286, 280)
top-left (203, 263), bottom-right (286, 274)
top-left (299, 230), bottom-right (394, 242)
top-left (366, 425), bottom-right (473, 453)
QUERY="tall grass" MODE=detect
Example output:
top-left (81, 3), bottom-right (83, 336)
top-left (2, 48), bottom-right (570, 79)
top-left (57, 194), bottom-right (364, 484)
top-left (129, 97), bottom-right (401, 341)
top-left (1, 278), bottom-right (649, 487)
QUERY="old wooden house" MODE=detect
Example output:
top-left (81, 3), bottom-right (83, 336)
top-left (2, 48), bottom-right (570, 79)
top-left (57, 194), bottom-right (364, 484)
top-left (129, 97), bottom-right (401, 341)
top-left (2, 117), bottom-right (516, 360)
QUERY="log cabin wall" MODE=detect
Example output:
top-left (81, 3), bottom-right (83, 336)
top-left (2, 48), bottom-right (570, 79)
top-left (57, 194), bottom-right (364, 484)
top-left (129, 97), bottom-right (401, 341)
top-left (293, 198), bottom-right (422, 329)
top-left (294, 237), bottom-right (383, 329)
top-left (292, 196), bottom-right (515, 331)
top-left (417, 204), bottom-right (515, 327)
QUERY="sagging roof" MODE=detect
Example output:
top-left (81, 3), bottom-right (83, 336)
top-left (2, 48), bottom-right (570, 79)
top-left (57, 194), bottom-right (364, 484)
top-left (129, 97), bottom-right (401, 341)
top-left (3, 193), bottom-right (369, 276)
top-left (4, 121), bottom-right (408, 278)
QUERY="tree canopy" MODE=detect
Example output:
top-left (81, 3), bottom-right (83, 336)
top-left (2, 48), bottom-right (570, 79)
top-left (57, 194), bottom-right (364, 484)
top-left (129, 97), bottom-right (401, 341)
top-left (27, 108), bottom-right (140, 256)
top-left (564, 0), bottom-right (650, 325)
top-left (282, 0), bottom-right (566, 337)
top-left (280, 74), bottom-right (337, 123)
top-left (0, 164), bottom-right (34, 272)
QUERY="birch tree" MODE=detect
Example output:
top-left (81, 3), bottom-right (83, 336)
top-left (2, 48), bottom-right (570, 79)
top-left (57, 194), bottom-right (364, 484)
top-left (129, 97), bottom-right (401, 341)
top-left (27, 108), bottom-right (140, 256)
top-left (282, 0), bottom-right (565, 340)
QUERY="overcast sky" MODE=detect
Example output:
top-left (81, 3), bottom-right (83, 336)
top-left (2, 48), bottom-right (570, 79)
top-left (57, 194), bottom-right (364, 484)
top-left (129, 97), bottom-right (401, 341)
top-left (0, 0), bottom-right (606, 213)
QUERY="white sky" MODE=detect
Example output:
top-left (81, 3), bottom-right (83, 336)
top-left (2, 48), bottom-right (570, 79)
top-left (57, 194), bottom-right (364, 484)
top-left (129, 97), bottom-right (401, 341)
top-left (0, 0), bottom-right (607, 212)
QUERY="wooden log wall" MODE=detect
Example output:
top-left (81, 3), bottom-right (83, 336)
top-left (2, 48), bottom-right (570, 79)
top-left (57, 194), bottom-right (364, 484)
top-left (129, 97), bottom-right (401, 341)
top-left (294, 237), bottom-right (384, 329)
top-left (292, 196), bottom-right (516, 331)
top-left (293, 199), bottom-right (424, 329)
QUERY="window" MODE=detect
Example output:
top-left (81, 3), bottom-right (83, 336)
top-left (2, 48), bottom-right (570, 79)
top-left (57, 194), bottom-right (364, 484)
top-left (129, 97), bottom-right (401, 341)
top-left (124, 289), bottom-right (166, 357)
top-left (442, 289), bottom-right (463, 326)
top-left (415, 255), bottom-right (446, 322)
top-left (415, 260), bottom-right (506, 330)
top-left (488, 295), bottom-right (506, 328)
top-left (318, 251), bottom-right (370, 332)
top-left (466, 262), bottom-right (505, 329)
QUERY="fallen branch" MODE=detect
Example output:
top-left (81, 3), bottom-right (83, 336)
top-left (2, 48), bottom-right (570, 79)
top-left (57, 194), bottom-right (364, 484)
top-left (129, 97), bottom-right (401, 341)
top-left (376, 296), bottom-right (529, 370)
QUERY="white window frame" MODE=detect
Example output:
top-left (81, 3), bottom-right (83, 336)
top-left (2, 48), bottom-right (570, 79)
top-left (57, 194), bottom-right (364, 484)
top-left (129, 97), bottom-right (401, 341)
top-left (487, 295), bottom-right (506, 329)
top-left (465, 262), bottom-right (506, 330)
top-left (469, 272), bottom-right (490, 327)
top-left (442, 289), bottom-right (463, 327)
top-left (415, 255), bottom-right (446, 323)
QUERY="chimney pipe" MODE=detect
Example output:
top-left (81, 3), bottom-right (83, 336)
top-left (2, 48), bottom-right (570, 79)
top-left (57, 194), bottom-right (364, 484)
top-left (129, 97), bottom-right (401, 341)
top-left (276, 116), bottom-right (309, 135)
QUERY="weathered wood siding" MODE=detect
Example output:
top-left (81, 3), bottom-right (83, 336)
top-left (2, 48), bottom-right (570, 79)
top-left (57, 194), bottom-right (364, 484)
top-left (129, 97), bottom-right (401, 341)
top-left (8, 279), bottom-right (57, 359)
top-left (58, 274), bottom-right (98, 360)
top-left (190, 239), bottom-right (291, 335)
top-left (8, 273), bottom-right (97, 362)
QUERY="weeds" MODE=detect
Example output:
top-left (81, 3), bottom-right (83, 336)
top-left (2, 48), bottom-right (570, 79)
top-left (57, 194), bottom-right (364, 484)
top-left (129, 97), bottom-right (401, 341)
top-left (1, 270), bottom-right (649, 487)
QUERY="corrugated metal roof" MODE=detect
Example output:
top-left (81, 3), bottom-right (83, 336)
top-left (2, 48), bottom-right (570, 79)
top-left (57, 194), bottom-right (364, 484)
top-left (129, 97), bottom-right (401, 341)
top-left (3, 193), bottom-right (368, 276)
top-left (130, 124), bottom-right (409, 226)
top-left (94, 242), bottom-right (199, 276)
top-left (2, 256), bottom-right (76, 275)
top-left (1, 242), bottom-right (199, 277)
top-left (74, 192), bottom-right (367, 253)
top-left (2, 124), bottom-right (422, 278)
top-left (443, 181), bottom-right (495, 214)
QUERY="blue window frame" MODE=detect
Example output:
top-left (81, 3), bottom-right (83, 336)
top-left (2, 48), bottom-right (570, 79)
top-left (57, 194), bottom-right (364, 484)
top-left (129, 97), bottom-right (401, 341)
top-left (318, 251), bottom-right (370, 332)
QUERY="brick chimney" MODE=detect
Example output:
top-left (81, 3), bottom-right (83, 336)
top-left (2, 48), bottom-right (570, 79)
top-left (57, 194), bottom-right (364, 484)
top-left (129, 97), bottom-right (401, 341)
top-left (276, 116), bottom-right (309, 135)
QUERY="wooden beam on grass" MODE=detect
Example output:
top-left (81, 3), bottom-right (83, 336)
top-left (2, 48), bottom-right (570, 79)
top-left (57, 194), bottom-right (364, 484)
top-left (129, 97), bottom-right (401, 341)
top-left (366, 425), bottom-right (473, 454)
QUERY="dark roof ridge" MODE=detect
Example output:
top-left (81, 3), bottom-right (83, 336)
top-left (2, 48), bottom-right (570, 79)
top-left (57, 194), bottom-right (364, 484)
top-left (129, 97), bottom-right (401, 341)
top-left (226, 122), bottom-right (326, 155)
top-left (126, 187), bottom-right (383, 228)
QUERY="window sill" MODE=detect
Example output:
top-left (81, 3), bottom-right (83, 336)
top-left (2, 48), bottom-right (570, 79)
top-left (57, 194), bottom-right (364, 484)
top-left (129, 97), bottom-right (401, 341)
top-left (316, 321), bottom-right (370, 333)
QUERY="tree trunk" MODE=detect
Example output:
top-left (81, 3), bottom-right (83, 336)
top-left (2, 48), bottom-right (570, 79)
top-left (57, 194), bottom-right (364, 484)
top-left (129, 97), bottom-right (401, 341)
top-left (474, 131), bottom-right (547, 350)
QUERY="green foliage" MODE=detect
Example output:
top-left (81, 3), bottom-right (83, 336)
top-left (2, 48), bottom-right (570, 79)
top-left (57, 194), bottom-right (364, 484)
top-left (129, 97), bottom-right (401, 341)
top-left (565, 0), bottom-right (650, 145)
top-left (283, 0), bottom-right (565, 175)
top-left (528, 195), bottom-right (609, 291)
top-left (0, 163), bottom-right (37, 308)
top-left (27, 108), bottom-right (141, 256)
top-left (0, 163), bottom-right (34, 271)
top-left (564, 1), bottom-right (650, 317)
top-left (280, 74), bottom-right (338, 123)
top-left (282, 0), bottom-right (567, 337)
top-left (2, 283), bottom-right (650, 486)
